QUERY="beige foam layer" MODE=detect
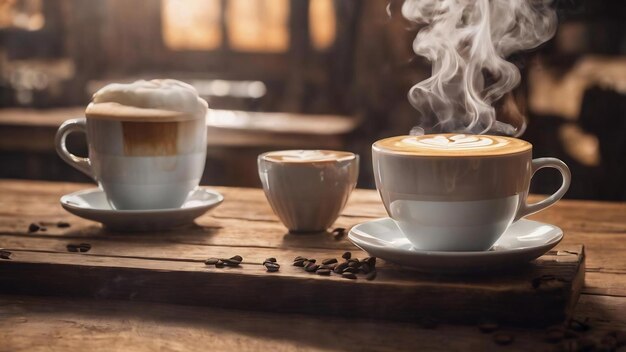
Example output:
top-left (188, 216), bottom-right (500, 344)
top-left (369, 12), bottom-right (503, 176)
top-left (261, 150), bottom-right (356, 164)
top-left (85, 102), bottom-right (202, 122)
top-left (374, 134), bottom-right (531, 157)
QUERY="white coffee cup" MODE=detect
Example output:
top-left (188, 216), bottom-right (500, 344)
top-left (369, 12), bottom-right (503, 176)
top-left (372, 134), bottom-right (571, 251)
top-left (55, 80), bottom-right (208, 210)
top-left (258, 150), bottom-right (359, 232)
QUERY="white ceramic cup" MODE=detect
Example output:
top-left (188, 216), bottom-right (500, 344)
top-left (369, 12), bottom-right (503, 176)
top-left (55, 116), bottom-right (207, 210)
top-left (258, 150), bottom-right (359, 232)
top-left (372, 134), bottom-right (571, 251)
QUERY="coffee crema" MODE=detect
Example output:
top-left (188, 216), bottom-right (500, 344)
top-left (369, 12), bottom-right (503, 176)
top-left (373, 134), bottom-right (531, 156)
top-left (85, 79), bottom-right (208, 122)
top-left (262, 150), bottom-right (355, 163)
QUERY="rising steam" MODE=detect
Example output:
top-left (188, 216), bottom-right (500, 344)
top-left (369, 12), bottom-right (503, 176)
top-left (402, 0), bottom-right (557, 136)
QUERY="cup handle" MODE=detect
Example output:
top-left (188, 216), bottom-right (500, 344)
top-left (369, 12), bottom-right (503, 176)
top-left (515, 157), bottom-right (571, 220)
top-left (55, 118), bottom-right (94, 180)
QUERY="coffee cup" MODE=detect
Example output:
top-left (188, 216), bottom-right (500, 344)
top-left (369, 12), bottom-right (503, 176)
top-left (55, 79), bottom-right (208, 210)
top-left (372, 134), bottom-right (571, 251)
top-left (258, 150), bottom-right (359, 232)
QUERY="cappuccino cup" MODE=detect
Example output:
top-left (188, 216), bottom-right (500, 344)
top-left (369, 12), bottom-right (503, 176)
top-left (258, 150), bottom-right (359, 232)
top-left (55, 79), bottom-right (208, 210)
top-left (372, 134), bottom-right (571, 251)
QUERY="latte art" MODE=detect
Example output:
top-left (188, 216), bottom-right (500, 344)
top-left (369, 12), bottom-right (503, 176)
top-left (401, 134), bottom-right (509, 150)
top-left (374, 134), bottom-right (531, 157)
top-left (263, 150), bottom-right (355, 163)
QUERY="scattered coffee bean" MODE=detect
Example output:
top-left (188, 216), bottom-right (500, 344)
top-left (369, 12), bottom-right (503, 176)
top-left (305, 263), bottom-right (319, 272)
top-left (264, 262), bottom-right (280, 272)
top-left (28, 223), bottom-right (40, 232)
top-left (365, 257), bottom-right (377, 267)
top-left (322, 258), bottom-right (338, 265)
top-left (342, 272), bottom-right (357, 280)
top-left (205, 258), bottom-right (220, 265)
top-left (317, 268), bottom-right (331, 276)
top-left (224, 259), bottom-right (241, 266)
top-left (343, 267), bottom-right (358, 274)
top-left (493, 332), bottom-right (515, 345)
top-left (360, 263), bottom-right (371, 274)
top-left (366, 271), bottom-right (377, 281)
top-left (334, 262), bottom-right (349, 274)
top-left (66, 244), bottom-right (79, 252)
top-left (0, 249), bottom-right (11, 260)
top-left (327, 263), bottom-right (337, 270)
top-left (294, 256), bottom-right (307, 262)
top-left (318, 264), bottom-right (333, 270)
top-left (78, 243), bottom-right (91, 252)
top-left (478, 322), bottom-right (499, 333)
top-left (342, 251), bottom-right (351, 260)
top-left (332, 227), bottom-right (346, 240)
top-left (348, 261), bottom-right (360, 269)
top-left (264, 257), bottom-right (277, 263)
top-left (293, 260), bottom-right (306, 267)
top-left (230, 255), bottom-right (243, 262)
top-left (215, 260), bottom-right (225, 268)
top-left (57, 221), bottom-right (71, 228)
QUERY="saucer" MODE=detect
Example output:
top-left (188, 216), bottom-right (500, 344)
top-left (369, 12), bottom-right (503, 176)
top-left (348, 218), bottom-right (563, 273)
top-left (60, 188), bottom-right (224, 231)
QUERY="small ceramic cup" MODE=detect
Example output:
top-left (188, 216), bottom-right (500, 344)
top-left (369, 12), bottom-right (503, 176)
top-left (258, 150), bottom-right (359, 232)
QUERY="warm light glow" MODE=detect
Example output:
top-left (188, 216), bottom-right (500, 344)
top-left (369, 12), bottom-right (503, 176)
top-left (226, 0), bottom-right (289, 52)
top-left (309, 0), bottom-right (336, 50)
top-left (161, 0), bottom-right (222, 51)
top-left (0, 0), bottom-right (45, 31)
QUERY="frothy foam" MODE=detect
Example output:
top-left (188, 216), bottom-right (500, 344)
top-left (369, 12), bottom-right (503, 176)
top-left (375, 134), bottom-right (530, 156)
top-left (263, 150), bottom-right (355, 163)
top-left (86, 79), bottom-right (208, 122)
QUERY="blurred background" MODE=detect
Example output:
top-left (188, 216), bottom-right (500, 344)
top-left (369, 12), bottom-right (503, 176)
top-left (0, 0), bottom-right (625, 200)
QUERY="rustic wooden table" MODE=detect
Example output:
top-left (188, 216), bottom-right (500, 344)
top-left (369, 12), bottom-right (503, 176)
top-left (0, 179), bottom-right (625, 351)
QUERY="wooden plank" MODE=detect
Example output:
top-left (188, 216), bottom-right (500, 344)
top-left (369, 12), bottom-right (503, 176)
top-left (0, 244), bottom-right (585, 326)
top-left (1, 293), bottom-right (623, 352)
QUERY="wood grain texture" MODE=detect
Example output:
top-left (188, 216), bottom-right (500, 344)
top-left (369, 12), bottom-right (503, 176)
top-left (0, 179), bottom-right (624, 352)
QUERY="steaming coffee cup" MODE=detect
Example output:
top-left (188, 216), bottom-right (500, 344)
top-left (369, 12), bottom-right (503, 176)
top-left (55, 79), bottom-right (208, 210)
top-left (258, 150), bottom-right (359, 232)
top-left (372, 134), bottom-right (571, 251)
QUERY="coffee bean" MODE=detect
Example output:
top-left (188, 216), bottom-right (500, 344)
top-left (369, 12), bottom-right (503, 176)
top-left (57, 221), bottom-right (71, 228)
top-left (294, 256), bottom-right (307, 262)
top-left (305, 263), bottom-right (319, 272)
top-left (28, 223), bottom-right (40, 232)
top-left (478, 322), bottom-right (499, 333)
top-left (205, 258), bottom-right (220, 265)
top-left (322, 258), bottom-right (338, 265)
top-left (360, 263), bottom-right (371, 274)
top-left (317, 268), bottom-right (331, 276)
top-left (264, 257), bottom-right (277, 263)
top-left (224, 259), bottom-right (241, 266)
top-left (318, 264), bottom-right (333, 270)
top-left (343, 267), bottom-right (358, 274)
top-left (264, 262), bottom-right (280, 272)
top-left (0, 250), bottom-right (11, 260)
top-left (66, 244), bottom-right (79, 252)
top-left (365, 257), bottom-right (377, 267)
top-left (366, 271), bottom-right (377, 281)
top-left (493, 333), bottom-right (514, 345)
top-left (293, 260), bottom-right (306, 267)
top-left (332, 228), bottom-right (346, 240)
top-left (342, 251), bottom-right (351, 260)
top-left (230, 255), bottom-right (243, 262)
top-left (348, 261), bottom-right (360, 269)
top-left (334, 262), bottom-right (349, 274)
top-left (215, 260), bottom-right (225, 268)
top-left (78, 243), bottom-right (91, 253)
top-left (342, 272), bottom-right (357, 280)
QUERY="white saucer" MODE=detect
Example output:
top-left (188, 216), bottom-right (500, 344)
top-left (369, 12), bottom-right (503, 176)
top-left (348, 218), bottom-right (563, 274)
top-left (61, 188), bottom-right (224, 232)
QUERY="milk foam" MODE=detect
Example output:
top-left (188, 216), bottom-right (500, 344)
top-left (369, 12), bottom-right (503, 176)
top-left (87, 79), bottom-right (208, 120)
top-left (401, 134), bottom-right (508, 150)
top-left (264, 150), bottom-right (354, 163)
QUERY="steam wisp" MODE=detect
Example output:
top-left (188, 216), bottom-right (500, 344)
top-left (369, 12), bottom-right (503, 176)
top-left (402, 0), bottom-right (557, 136)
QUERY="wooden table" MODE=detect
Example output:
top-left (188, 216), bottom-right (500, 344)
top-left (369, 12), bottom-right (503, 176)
top-left (1, 180), bottom-right (625, 351)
